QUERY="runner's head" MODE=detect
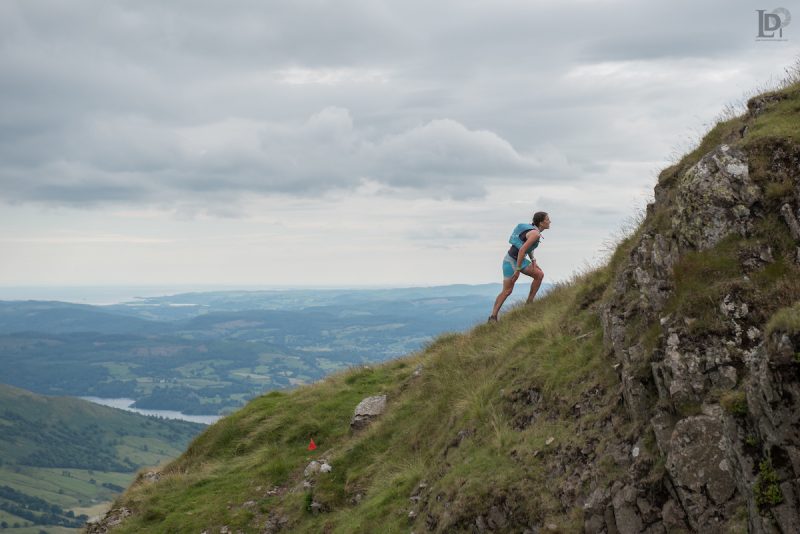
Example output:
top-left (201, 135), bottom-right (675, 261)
top-left (532, 211), bottom-right (550, 230)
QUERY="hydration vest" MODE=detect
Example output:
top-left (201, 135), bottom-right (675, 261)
top-left (508, 223), bottom-right (541, 259)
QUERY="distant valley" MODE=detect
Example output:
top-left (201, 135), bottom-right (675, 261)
top-left (0, 284), bottom-right (539, 416)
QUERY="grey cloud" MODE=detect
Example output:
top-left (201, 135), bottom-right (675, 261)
top-left (0, 0), bottom-right (793, 209)
top-left (1, 104), bottom-right (570, 205)
top-left (365, 118), bottom-right (541, 195)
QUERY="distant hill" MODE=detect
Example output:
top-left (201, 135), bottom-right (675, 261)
top-left (0, 301), bottom-right (166, 335)
top-left (0, 383), bottom-right (204, 531)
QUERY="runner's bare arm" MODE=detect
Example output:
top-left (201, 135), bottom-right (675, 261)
top-left (515, 229), bottom-right (540, 270)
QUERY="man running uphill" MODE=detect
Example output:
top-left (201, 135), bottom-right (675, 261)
top-left (488, 211), bottom-right (551, 322)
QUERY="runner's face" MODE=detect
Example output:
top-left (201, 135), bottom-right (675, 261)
top-left (541, 216), bottom-right (551, 229)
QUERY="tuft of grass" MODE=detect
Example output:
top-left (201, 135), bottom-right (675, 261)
top-left (766, 302), bottom-right (800, 337)
top-left (764, 181), bottom-right (796, 203)
top-left (744, 83), bottom-right (800, 145)
top-left (720, 390), bottom-right (748, 417)
top-left (574, 267), bottom-right (611, 310)
top-left (754, 456), bottom-right (783, 510)
top-left (675, 400), bottom-right (703, 418)
top-left (728, 504), bottom-right (750, 534)
top-left (666, 235), bottom-right (742, 334)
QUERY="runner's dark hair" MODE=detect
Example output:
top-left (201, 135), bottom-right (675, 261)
top-left (532, 211), bottom-right (548, 227)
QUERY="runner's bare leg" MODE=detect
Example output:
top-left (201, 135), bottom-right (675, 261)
top-left (523, 262), bottom-right (544, 303)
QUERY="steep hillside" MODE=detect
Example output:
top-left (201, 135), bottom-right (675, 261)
top-left (91, 81), bottom-right (800, 533)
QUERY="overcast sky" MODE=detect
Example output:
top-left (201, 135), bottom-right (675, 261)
top-left (0, 0), bottom-right (797, 290)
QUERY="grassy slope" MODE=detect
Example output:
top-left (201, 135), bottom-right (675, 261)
top-left (109, 263), bottom-right (628, 533)
top-left (108, 80), bottom-right (800, 533)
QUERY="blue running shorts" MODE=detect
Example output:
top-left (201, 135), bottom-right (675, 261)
top-left (502, 253), bottom-right (531, 279)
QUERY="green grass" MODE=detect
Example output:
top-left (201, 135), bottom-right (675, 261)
top-left (764, 180), bottom-right (796, 203)
top-left (743, 83), bottom-right (800, 145)
top-left (664, 235), bottom-right (742, 335)
top-left (766, 302), bottom-right (800, 337)
top-left (720, 390), bottom-right (748, 417)
top-left (754, 456), bottom-right (784, 510)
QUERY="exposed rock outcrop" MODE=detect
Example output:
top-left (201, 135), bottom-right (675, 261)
top-left (596, 91), bottom-right (800, 532)
top-left (84, 508), bottom-right (132, 534)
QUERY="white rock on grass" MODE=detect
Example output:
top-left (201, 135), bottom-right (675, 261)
top-left (350, 395), bottom-right (388, 430)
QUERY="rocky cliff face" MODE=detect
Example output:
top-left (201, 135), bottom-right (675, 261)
top-left (593, 86), bottom-right (800, 533)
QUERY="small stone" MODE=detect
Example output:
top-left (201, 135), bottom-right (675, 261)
top-left (320, 462), bottom-right (332, 473)
top-left (747, 327), bottom-right (761, 341)
top-left (545, 437), bottom-right (555, 445)
top-left (632, 446), bottom-right (640, 458)
top-left (304, 461), bottom-right (321, 477)
top-left (488, 505), bottom-right (507, 528)
top-left (408, 510), bottom-right (417, 520)
top-left (142, 470), bottom-right (161, 483)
